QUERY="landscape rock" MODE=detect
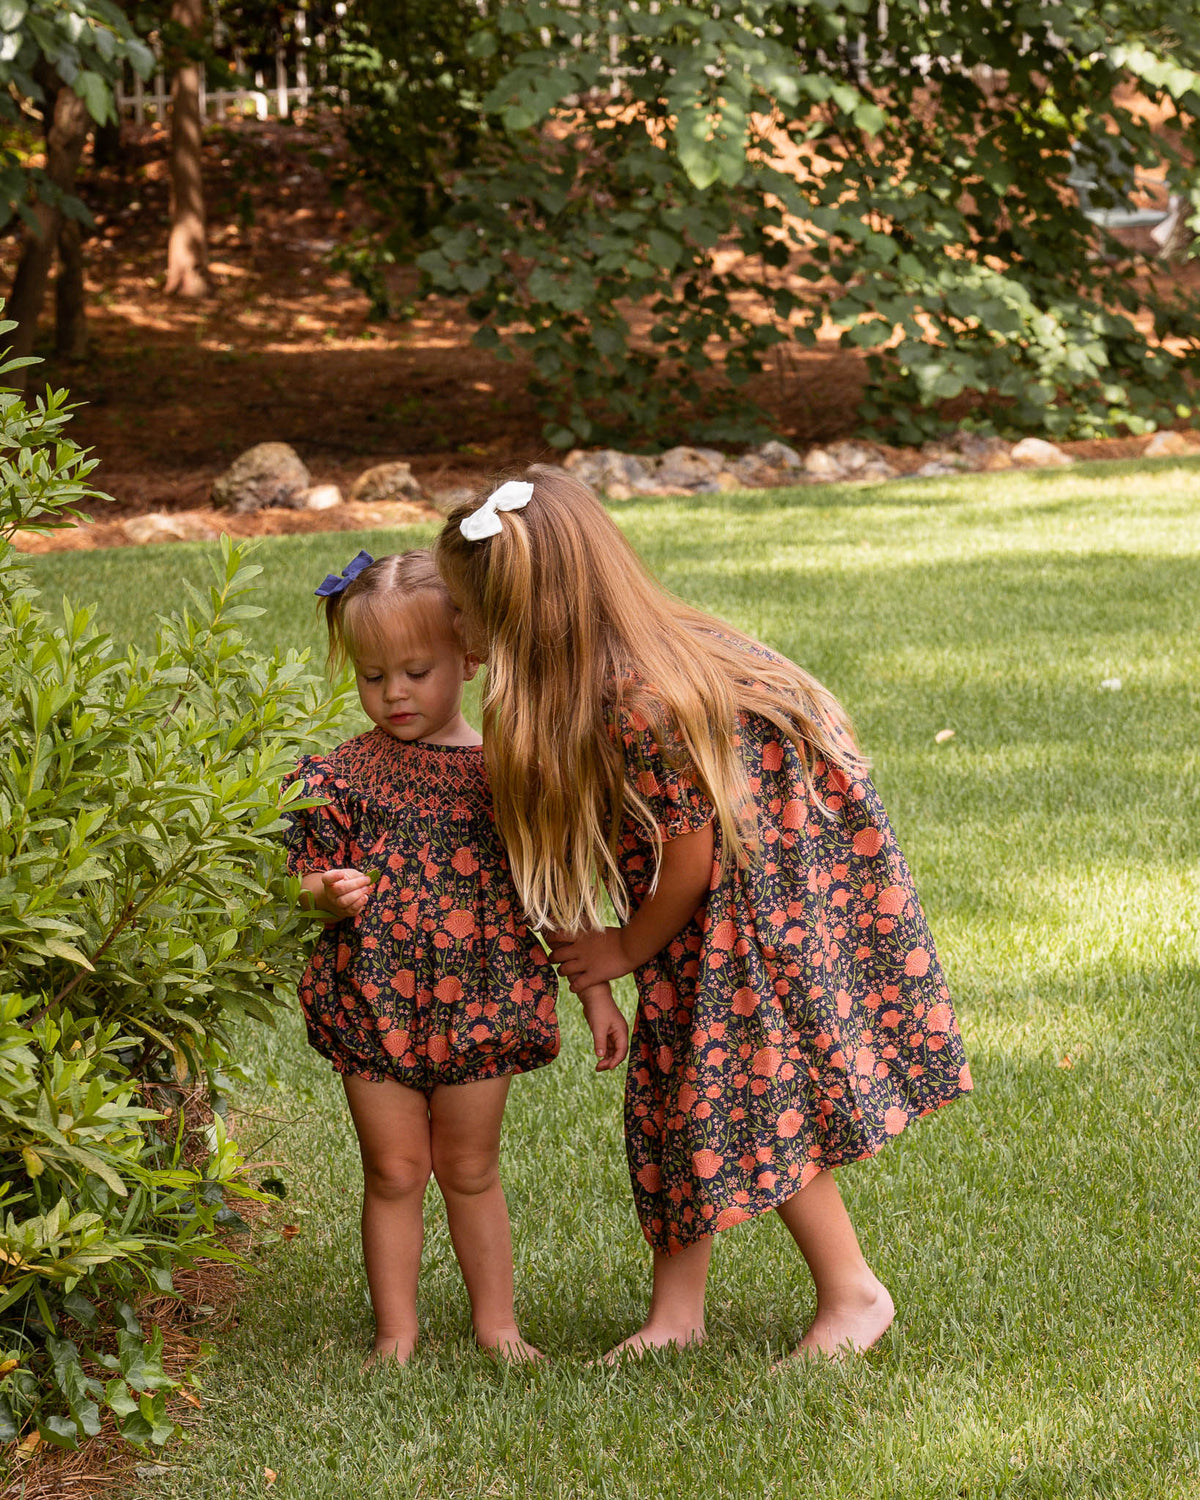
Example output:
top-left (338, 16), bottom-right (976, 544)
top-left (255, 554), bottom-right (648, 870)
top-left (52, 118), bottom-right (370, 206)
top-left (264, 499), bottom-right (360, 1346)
top-left (652, 446), bottom-right (725, 490)
top-left (947, 431), bottom-right (1014, 469)
top-left (302, 484), bottom-right (343, 511)
top-left (122, 512), bottom-right (219, 544)
top-left (1010, 437), bottom-right (1072, 467)
top-left (752, 440), bottom-right (803, 470)
top-left (803, 446), bottom-right (847, 480)
top-left (429, 485), bottom-right (476, 514)
top-left (211, 442), bottom-right (311, 513)
top-left (827, 439), bottom-right (886, 474)
top-left (1143, 429), bottom-right (1197, 457)
top-left (852, 458), bottom-right (901, 481)
top-left (918, 442), bottom-right (971, 470)
top-left (716, 470), bottom-right (750, 491)
top-left (349, 461), bottom-right (423, 505)
top-left (564, 448), bottom-right (651, 492)
top-left (728, 454), bottom-right (775, 486)
top-left (915, 461), bottom-right (965, 478)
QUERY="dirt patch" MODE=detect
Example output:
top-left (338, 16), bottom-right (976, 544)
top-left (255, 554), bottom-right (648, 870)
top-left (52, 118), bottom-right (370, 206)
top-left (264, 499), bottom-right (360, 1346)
top-left (2, 118), bottom-right (1194, 553)
top-left (11, 497), bottom-right (438, 553)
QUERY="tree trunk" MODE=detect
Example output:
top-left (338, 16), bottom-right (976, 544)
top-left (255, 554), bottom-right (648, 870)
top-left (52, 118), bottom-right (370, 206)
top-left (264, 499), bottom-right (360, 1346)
top-left (6, 84), bottom-right (91, 366)
top-left (55, 214), bottom-right (88, 359)
top-left (91, 116), bottom-right (123, 171)
top-left (164, 0), bottom-right (208, 298)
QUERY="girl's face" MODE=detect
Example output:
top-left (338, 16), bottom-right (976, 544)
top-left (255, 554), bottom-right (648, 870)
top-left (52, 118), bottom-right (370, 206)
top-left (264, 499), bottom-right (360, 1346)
top-left (352, 608), bottom-right (480, 746)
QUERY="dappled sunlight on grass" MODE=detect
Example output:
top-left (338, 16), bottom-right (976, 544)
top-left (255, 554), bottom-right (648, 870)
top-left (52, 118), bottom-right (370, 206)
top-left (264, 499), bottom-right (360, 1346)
top-left (26, 460), bottom-right (1200, 1499)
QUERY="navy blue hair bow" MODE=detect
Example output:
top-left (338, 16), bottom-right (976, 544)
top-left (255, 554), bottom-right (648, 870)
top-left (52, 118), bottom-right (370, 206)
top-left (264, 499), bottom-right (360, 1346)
top-left (314, 550), bottom-right (374, 598)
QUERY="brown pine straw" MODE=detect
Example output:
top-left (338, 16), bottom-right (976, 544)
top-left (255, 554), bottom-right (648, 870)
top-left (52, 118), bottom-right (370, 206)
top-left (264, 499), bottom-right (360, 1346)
top-left (3, 1100), bottom-right (281, 1500)
top-left (1, 1262), bottom-right (243, 1499)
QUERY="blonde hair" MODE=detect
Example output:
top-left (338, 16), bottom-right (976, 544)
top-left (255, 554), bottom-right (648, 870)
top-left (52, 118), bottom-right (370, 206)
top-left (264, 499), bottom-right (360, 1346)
top-left (435, 467), bottom-right (866, 932)
top-left (322, 550), bottom-right (460, 671)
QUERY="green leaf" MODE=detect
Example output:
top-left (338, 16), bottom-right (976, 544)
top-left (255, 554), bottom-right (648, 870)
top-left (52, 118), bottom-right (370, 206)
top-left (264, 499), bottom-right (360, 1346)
top-left (40, 938), bottom-right (94, 969)
top-left (70, 70), bottom-right (112, 125)
top-left (115, 1303), bottom-right (142, 1336)
top-left (62, 1290), bottom-right (98, 1329)
top-left (39, 1412), bottom-right (80, 1449)
top-left (105, 1378), bottom-right (139, 1419)
top-left (0, 1395), bottom-right (19, 1443)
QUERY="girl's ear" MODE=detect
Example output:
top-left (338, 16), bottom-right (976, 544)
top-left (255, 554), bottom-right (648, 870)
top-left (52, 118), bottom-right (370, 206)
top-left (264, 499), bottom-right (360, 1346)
top-left (463, 652), bottom-right (483, 680)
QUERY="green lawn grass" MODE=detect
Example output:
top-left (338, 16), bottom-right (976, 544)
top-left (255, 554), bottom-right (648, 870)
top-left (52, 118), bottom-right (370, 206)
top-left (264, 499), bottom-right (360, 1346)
top-left (30, 459), bottom-right (1200, 1499)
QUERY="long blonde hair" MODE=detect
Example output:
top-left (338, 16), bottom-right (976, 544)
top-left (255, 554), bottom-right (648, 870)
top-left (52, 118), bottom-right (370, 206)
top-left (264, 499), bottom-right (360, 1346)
top-left (435, 466), bottom-right (866, 932)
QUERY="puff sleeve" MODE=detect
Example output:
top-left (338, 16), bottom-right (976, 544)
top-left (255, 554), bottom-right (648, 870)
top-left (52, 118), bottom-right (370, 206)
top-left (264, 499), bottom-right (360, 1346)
top-left (617, 702), bottom-right (715, 842)
top-left (280, 756), bottom-right (353, 875)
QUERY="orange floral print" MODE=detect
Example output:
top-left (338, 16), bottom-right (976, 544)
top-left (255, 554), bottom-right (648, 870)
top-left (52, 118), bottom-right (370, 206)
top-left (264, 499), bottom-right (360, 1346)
top-left (283, 731), bottom-right (559, 1092)
top-left (614, 674), bottom-right (971, 1257)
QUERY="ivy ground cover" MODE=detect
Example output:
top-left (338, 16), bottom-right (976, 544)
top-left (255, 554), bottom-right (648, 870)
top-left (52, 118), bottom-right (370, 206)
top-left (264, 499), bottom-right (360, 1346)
top-left (32, 459), bottom-right (1200, 1498)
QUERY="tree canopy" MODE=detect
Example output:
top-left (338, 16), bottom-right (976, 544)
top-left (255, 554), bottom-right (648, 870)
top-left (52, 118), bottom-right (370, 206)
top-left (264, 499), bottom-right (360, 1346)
top-left (335, 0), bottom-right (1200, 445)
top-left (0, 0), bottom-right (151, 229)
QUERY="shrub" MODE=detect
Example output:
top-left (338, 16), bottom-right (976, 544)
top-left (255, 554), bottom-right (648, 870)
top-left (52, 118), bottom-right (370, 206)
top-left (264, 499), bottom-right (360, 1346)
top-left (0, 334), bottom-right (350, 1454)
top-left (400, 1), bottom-right (1200, 446)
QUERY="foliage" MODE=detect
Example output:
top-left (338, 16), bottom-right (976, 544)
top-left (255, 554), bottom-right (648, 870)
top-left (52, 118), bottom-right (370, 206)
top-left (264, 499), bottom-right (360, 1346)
top-left (0, 330), bottom-right (351, 1453)
top-left (0, 0), bottom-right (152, 229)
top-left (404, 1), bottom-right (1200, 444)
top-left (327, 0), bottom-right (509, 317)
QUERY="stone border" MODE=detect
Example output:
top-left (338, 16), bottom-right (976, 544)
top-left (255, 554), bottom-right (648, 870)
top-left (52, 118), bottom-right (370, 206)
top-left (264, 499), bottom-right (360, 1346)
top-left (11, 428), bottom-right (1199, 554)
top-left (562, 428), bottom-right (1199, 497)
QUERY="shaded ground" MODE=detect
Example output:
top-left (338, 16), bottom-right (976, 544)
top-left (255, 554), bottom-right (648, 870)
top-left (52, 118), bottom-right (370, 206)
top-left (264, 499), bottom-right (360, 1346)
top-left (1, 119), bottom-right (1193, 523)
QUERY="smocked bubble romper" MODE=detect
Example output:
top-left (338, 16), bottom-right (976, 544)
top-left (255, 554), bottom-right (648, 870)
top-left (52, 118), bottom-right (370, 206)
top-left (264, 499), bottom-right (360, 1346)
top-left (283, 729), bottom-right (559, 1091)
top-left (613, 677), bottom-right (972, 1255)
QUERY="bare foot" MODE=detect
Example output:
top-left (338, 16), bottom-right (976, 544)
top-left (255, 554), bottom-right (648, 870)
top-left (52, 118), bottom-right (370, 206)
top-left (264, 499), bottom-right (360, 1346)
top-left (601, 1321), bottom-right (706, 1366)
top-left (363, 1331), bottom-right (418, 1369)
top-left (779, 1277), bottom-right (894, 1365)
top-left (477, 1328), bottom-right (543, 1363)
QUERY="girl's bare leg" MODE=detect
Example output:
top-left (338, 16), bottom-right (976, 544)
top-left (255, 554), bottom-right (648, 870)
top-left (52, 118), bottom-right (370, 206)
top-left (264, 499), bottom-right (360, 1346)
top-left (774, 1169), bottom-right (894, 1359)
top-left (603, 1236), bottom-right (712, 1363)
top-left (342, 1074), bottom-right (433, 1364)
top-left (428, 1075), bottom-right (539, 1361)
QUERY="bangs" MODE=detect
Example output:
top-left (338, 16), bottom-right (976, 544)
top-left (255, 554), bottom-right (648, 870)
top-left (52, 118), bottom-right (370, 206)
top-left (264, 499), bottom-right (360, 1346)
top-left (341, 589), bottom-right (460, 666)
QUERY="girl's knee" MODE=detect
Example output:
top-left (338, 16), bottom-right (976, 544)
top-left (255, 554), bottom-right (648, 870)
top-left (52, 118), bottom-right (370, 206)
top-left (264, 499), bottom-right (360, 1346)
top-left (362, 1151), bottom-right (431, 1201)
top-left (430, 1144), bottom-right (501, 1198)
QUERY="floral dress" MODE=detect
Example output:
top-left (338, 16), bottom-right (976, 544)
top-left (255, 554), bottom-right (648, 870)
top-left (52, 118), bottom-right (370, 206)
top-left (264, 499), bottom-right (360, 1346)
top-left (283, 729), bottom-right (559, 1091)
top-left (615, 697), bottom-right (972, 1255)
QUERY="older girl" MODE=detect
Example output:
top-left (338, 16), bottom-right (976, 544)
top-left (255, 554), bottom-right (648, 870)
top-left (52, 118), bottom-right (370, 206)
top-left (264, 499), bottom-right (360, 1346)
top-left (436, 472), bottom-right (971, 1362)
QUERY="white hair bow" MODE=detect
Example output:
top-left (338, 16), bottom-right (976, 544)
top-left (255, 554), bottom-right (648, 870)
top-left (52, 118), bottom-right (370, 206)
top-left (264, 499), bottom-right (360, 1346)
top-left (459, 480), bottom-right (534, 541)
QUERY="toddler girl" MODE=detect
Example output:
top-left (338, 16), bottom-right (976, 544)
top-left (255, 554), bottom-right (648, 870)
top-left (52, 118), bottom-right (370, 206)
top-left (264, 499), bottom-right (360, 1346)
top-left (436, 472), bottom-right (972, 1362)
top-left (282, 549), bottom-right (600, 1364)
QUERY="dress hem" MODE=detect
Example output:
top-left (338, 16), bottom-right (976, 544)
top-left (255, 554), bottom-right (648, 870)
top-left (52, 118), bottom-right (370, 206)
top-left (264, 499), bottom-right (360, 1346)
top-left (641, 1083), bottom-right (971, 1256)
top-left (311, 1036), bottom-right (560, 1093)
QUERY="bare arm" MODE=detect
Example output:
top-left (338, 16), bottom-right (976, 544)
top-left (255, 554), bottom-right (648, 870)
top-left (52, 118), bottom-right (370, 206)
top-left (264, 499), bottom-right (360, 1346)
top-left (577, 983), bottom-right (629, 1071)
top-left (546, 821), bottom-right (715, 994)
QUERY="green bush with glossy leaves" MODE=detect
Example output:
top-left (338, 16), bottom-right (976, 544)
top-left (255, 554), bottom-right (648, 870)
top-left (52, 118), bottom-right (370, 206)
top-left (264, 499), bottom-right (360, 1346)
top-left (0, 334), bottom-right (350, 1455)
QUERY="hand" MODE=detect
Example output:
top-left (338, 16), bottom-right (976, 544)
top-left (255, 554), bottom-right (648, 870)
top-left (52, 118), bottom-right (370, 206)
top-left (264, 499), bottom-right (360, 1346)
top-left (579, 986), bottom-right (629, 1072)
top-left (312, 868), bottom-right (372, 920)
top-left (545, 926), bottom-right (633, 995)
